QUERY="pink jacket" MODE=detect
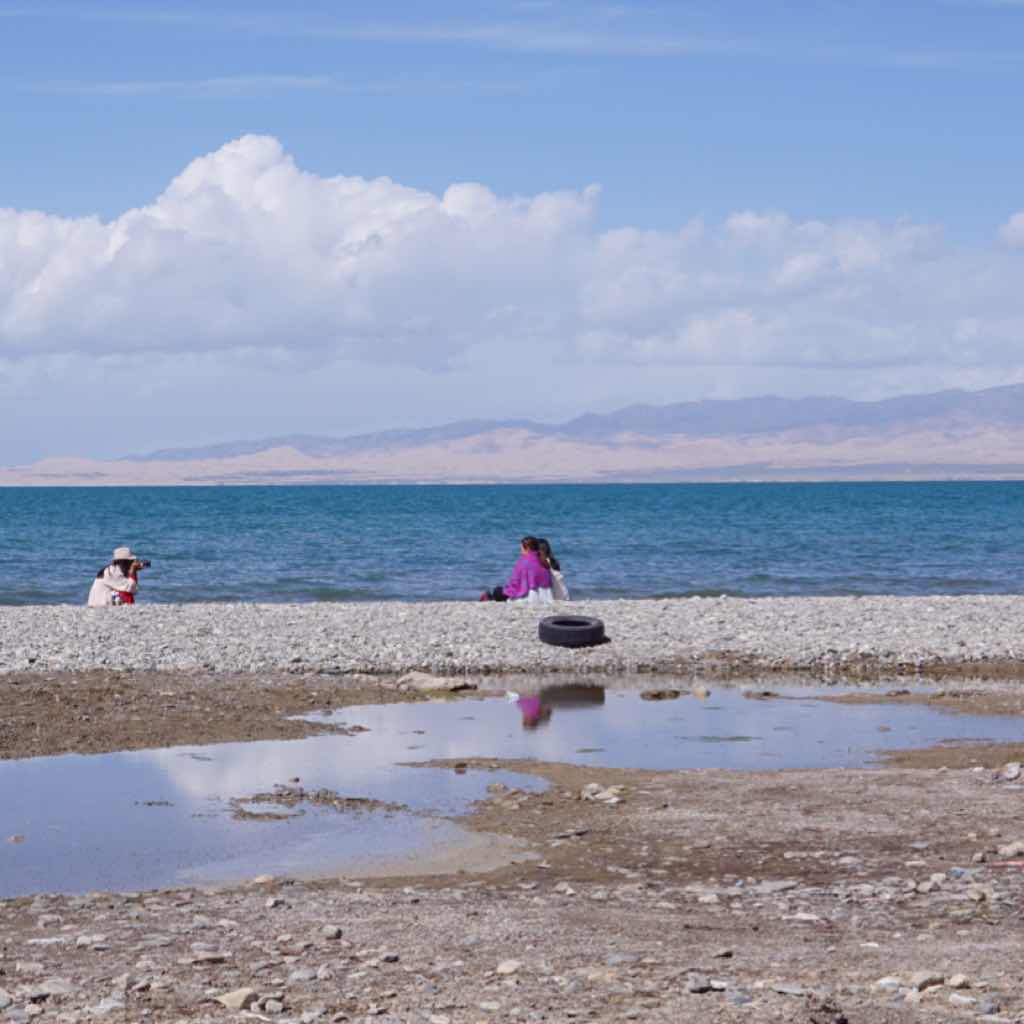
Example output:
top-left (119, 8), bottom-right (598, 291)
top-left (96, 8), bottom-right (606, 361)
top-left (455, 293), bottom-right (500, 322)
top-left (505, 551), bottom-right (552, 599)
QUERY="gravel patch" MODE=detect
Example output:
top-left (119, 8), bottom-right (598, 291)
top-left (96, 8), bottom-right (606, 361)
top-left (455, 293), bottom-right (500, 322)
top-left (1, 595), bottom-right (1024, 676)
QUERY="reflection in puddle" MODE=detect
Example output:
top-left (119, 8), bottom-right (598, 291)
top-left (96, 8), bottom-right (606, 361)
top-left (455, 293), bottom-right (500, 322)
top-left (0, 737), bottom-right (542, 899)
top-left (3, 683), bottom-right (1023, 899)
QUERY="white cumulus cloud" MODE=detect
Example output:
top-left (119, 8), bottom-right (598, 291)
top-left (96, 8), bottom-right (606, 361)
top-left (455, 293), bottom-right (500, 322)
top-left (1000, 211), bottom-right (1024, 246)
top-left (2, 133), bottom-right (1024, 426)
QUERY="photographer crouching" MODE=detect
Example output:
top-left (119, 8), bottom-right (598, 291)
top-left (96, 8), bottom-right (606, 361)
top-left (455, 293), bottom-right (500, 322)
top-left (87, 546), bottom-right (151, 607)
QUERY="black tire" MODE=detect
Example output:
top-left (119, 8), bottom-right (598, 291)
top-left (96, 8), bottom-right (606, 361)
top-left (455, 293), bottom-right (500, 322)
top-left (538, 615), bottom-right (606, 648)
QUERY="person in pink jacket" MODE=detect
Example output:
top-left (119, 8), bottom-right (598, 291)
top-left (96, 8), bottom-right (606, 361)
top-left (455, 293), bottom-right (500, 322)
top-left (481, 536), bottom-right (552, 602)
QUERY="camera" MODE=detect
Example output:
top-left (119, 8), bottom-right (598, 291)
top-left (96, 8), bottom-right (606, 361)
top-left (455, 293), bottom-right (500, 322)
top-left (136, 560), bottom-right (152, 569)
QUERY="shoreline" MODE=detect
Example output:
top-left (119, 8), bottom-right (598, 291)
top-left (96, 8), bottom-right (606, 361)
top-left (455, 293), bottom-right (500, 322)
top-left (2, 594), bottom-right (1024, 679)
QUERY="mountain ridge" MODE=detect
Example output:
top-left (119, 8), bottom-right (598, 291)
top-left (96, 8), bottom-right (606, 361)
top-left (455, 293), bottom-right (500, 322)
top-left (6, 382), bottom-right (1024, 486)
top-left (124, 383), bottom-right (1024, 462)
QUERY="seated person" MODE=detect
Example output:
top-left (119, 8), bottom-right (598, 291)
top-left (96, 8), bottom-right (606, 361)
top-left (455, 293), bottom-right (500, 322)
top-left (537, 537), bottom-right (570, 601)
top-left (481, 536), bottom-right (552, 603)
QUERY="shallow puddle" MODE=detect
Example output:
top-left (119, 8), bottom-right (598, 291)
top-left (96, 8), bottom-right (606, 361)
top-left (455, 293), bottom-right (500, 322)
top-left (0, 741), bottom-right (541, 898)
top-left (3, 684), bottom-right (1022, 898)
top-left (314, 684), bottom-right (1024, 772)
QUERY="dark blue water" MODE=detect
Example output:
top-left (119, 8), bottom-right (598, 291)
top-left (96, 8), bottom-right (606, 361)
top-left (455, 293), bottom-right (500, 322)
top-left (1, 481), bottom-right (1023, 604)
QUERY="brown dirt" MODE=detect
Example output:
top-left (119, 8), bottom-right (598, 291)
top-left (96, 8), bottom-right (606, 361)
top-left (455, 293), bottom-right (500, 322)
top-left (0, 671), bottom-right (422, 760)
top-left (5, 751), bottom-right (1024, 1021)
top-left (5, 673), bottom-right (1024, 1021)
top-left (816, 686), bottom-right (1024, 717)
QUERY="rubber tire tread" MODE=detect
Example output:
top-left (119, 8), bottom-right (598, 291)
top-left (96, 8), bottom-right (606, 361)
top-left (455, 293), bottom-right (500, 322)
top-left (538, 615), bottom-right (606, 648)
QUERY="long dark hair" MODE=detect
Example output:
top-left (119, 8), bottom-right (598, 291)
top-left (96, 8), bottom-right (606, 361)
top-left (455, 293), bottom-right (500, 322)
top-left (520, 535), bottom-right (539, 553)
top-left (98, 559), bottom-right (134, 579)
top-left (537, 538), bottom-right (559, 572)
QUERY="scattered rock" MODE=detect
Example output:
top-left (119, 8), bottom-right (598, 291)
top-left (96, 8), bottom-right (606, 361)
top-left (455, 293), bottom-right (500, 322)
top-left (26, 978), bottom-right (75, 1001)
top-left (754, 880), bottom-right (798, 895)
top-left (949, 993), bottom-right (978, 1008)
top-left (910, 970), bottom-right (944, 991)
top-left (397, 671), bottom-right (476, 693)
top-left (771, 983), bottom-right (806, 997)
top-left (496, 960), bottom-right (522, 975)
top-left (216, 988), bottom-right (258, 1010)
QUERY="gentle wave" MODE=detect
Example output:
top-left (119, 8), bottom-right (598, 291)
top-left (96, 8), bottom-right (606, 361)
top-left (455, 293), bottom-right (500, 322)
top-left (1, 481), bottom-right (1023, 605)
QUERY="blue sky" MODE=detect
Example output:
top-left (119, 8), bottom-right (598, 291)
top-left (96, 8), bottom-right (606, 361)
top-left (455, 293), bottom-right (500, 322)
top-left (4, 0), bottom-right (1024, 233)
top-left (1, 1), bottom-right (1024, 460)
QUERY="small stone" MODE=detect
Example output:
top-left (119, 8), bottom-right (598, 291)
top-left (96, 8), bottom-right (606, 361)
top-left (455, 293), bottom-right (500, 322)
top-left (949, 993), bottom-right (977, 1008)
top-left (266, 896), bottom-right (284, 909)
top-left (771, 983), bottom-right (805, 996)
top-left (727, 989), bottom-right (754, 1006)
top-left (188, 951), bottom-right (228, 965)
top-left (874, 977), bottom-right (903, 991)
top-left (754, 880), bottom-right (798, 895)
top-left (216, 989), bottom-right (258, 1010)
top-left (251, 874), bottom-right (275, 885)
top-left (428, 1016), bottom-right (451, 1024)
top-left (397, 671), bottom-right (475, 693)
top-left (288, 967), bottom-right (316, 983)
top-left (0, 990), bottom-right (12, 1011)
top-left (946, 974), bottom-right (970, 989)
top-left (26, 978), bottom-right (75, 1000)
top-left (496, 960), bottom-right (521, 975)
top-left (320, 925), bottom-right (342, 940)
top-left (264, 998), bottom-right (284, 1014)
top-left (1002, 762), bottom-right (1021, 781)
top-left (685, 973), bottom-right (712, 994)
top-left (88, 996), bottom-right (125, 1017)
top-left (910, 970), bottom-right (944, 991)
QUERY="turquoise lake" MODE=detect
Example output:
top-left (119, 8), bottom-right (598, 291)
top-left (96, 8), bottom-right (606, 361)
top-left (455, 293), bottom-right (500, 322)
top-left (1, 481), bottom-right (1023, 604)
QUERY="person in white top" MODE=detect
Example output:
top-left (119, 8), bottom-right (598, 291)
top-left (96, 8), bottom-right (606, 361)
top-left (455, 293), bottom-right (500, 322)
top-left (537, 538), bottom-right (570, 601)
top-left (87, 546), bottom-right (148, 607)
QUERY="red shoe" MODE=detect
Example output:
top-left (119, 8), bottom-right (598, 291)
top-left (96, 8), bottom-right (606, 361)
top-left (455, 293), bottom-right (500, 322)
top-left (479, 592), bottom-right (491, 601)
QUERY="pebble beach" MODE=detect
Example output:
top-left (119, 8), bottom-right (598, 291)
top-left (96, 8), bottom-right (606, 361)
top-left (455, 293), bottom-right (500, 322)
top-left (3, 594), bottom-right (1024, 677)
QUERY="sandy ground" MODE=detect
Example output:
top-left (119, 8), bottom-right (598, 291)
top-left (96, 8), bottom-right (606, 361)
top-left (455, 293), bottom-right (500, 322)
top-left (5, 674), bottom-right (1024, 1022)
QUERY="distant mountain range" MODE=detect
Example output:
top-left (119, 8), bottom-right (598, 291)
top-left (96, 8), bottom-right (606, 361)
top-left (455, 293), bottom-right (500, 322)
top-left (5, 383), bottom-right (1024, 485)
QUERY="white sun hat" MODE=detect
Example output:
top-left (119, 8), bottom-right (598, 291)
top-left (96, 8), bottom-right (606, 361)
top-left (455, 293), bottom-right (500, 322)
top-left (112, 546), bottom-right (138, 561)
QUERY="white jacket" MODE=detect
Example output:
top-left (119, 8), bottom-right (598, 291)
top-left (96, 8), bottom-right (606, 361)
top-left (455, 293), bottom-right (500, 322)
top-left (87, 565), bottom-right (138, 607)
